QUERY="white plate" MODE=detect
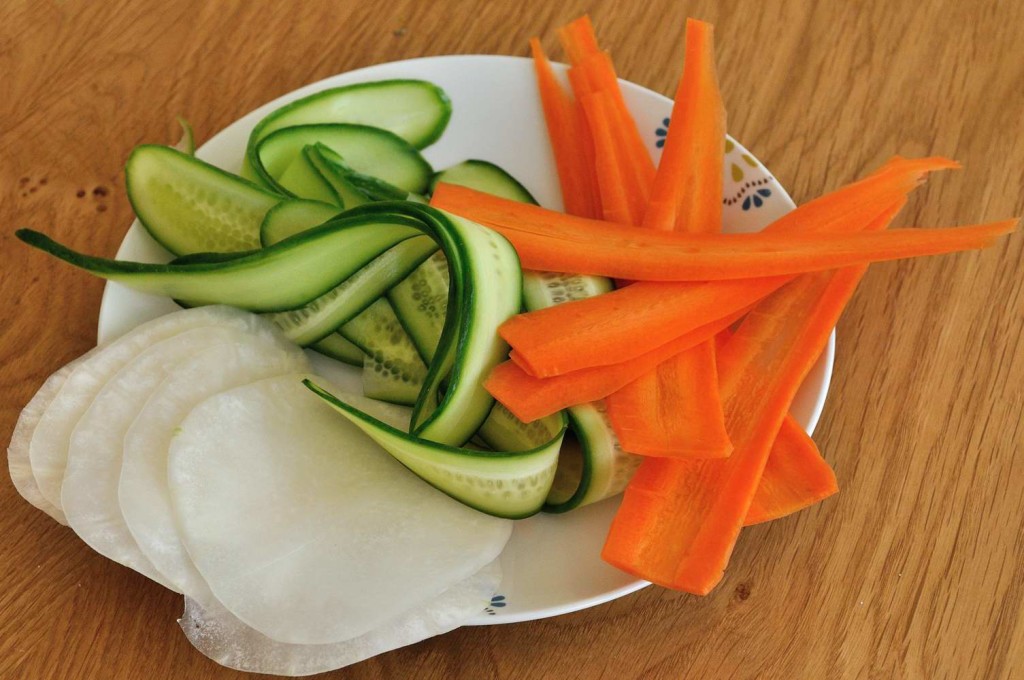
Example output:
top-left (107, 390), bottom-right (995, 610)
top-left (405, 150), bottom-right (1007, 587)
top-left (97, 55), bottom-right (834, 625)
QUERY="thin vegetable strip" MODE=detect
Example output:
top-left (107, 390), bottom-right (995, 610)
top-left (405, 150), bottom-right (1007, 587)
top-left (559, 16), bottom-right (655, 210)
top-left (581, 92), bottom-right (634, 224)
top-left (644, 19), bottom-right (725, 233)
top-left (448, 207), bottom-right (1013, 282)
top-left (605, 18), bottom-right (730, 458)
top-left (744, 416), bottom-right (837, 525)
top-left (485, 310), bottom-right (748, 422)
top-left (529, 39), bottom-right (598, 218)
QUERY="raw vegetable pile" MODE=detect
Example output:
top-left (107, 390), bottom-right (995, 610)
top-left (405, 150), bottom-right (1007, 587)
top-left (7, 12), bottom-right (1017, 675)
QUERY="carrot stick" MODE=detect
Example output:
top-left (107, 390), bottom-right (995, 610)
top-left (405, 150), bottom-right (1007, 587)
top-left (437, 202), bottom-right (1013, 282)
top-left (580, 91), bottom-right (635, 224)
top-left (432, 156), bottom-right (958, 238)
top-left (744, 416), bottom-right (837, 525)
top-left (529, 39), bottom-right (601, 218)
top-left (485, 309), bottom-right (749, 422)
top-left (713, 329), bottom-right (839, 524)
top-left (574, 51), bottom-right (655, 219)
top-left (644, 19), bottom-right (725, 233)
top-left (605, 18), bottom-right (730, 459)
top-left (558, 16), bottom-right (655, 218)
top-left (558, 15), bottom-right (600, 63)
top-left (606, 341), bottom-right (732, 458)
top-left (501, 276), bottom-right (787, 378)
top-left (602, 268), bottom-right (863, 594)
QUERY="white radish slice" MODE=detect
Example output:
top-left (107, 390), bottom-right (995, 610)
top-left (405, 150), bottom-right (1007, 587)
top-left (119, 340), bottom-right (309, 600)
top-left (62, 314), bottom-right (296, 589)
top-left (179, 560), bottom-right (500, 676)
top-left (168, 375), bottom-right (512, 645)
top-left (7, 358), bottom-right (89, 524)
top-left (30, 305), bottom-right (258, 512)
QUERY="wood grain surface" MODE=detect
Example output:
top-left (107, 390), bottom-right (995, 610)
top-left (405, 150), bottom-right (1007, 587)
top-left (2, 1), bottom-right (1022, 678)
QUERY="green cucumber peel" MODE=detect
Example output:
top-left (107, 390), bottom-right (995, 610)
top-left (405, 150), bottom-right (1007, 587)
top-left (243, 79), bottom-right (451, 184)
top-left (253, 124), bottom-right (433, 197)
top-left (305, 379), bottom-right (564, 519)
top-left (16, 214), bottom-right (422, 312)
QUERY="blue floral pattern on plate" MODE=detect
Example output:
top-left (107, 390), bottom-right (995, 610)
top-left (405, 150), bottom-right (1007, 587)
top-left (483, 594), bottom-right (507, 615)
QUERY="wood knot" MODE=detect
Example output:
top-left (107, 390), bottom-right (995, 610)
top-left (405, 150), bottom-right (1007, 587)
top-left (734, 583), bottom-right (751, 601)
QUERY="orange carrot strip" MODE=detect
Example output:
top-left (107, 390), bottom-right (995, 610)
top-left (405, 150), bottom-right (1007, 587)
top-left (501, 276), bottom-right (787, 378)
top-left (530, 39), bottom-right (585, 217)
top-left (558, 15), bottom-right (601, 63)
top-left (485, 310), bottom-right (749, 423)
top-left (433, 156), bottom-right (958, 239)
top-left (644, 19), bottom-right (725, 233)
top-left (605, 18), bottom-right (730, 458)
top-left (713, 329), bottom-right (838, 525)
top-left (581, 91), bottom-right (634, 224)
top-left (744, 416), bottom-right (837, 526)
top-left (606, 341), bottom-right (732, 458)
top-left (438, 205), bottom-right (1013, 282)
top-left (574, 51), bottom-right (655, 218)
top-left (559, 16), bottom-right (655, 219)
top-left (602, 268), bottom-right (862, 594)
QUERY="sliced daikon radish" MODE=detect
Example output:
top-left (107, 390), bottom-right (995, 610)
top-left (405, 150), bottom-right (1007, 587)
top-left (179, 560), bottom-right (500, 676)
top-left (30, 305), bottom-right (258, 512)
top-left (7, 358), bottom-right (89, 524)
top-left (119, 340), bottom-right (309, 600)
top-left (63, 314), bottom-right (297, 589)
top-left (168, 375), bottom-right (511, 645)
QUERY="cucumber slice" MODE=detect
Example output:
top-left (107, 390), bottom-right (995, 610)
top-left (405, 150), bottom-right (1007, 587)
top-left (243, 79), bottom-right (451, 184)
top-left (523, 270), bottom-right (614, 308)
top-left (303, 144), bottom-right (370, 209)
top-left (275, 149), bottom-right (342, 205)
top-left (338, 299), bottom-right (428, 406)
top-left (543, 403), bottom-right (642, 512)
top-left (310, 333), bottom-right (364, 366)
top-left (313, 144), bottom-right (410, 202)
top-left (306, 380), bottom-right (564, 519)
top-left (17, 215), bottom-right (422, 312)
top-left (263, 236), bottom-right (437, 345)
top-left (406, 210), bottom-right (521, 445)
top-left (387, 251), bottom-right (450, 362)
top-left (255, 124), bottom-right (432, 197)
top-left (258, 203), bottom-right (437, 347)
top-left (477, 403), bottom-right (565, 453)
top-left (430, 160), bottom-right (536, 203)
top-left (126, 145), bottom-right (281, 255)
top-left (259, 199), bottom-right (340, 247)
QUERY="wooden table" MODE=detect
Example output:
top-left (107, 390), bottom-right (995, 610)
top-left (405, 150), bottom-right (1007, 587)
top-left (2, 1), bottom-right (1022, 677)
